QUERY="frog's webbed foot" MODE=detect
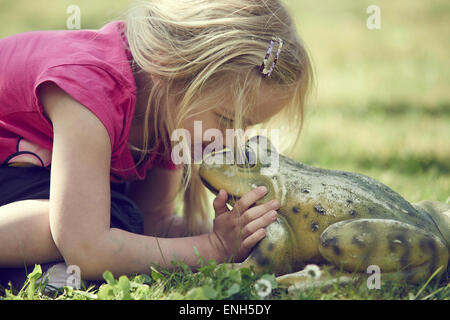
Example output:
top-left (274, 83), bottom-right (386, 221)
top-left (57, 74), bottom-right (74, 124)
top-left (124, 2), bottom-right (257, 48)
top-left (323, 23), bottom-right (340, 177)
top-left (276, 264), bottom-right (357, 292)
top-left (318, 219), bottom-right (449, 283)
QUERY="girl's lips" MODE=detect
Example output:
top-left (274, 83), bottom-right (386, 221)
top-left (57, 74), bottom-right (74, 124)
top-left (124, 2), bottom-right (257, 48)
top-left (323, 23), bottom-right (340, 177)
top-left (199, 177), bottom-right (239, 203)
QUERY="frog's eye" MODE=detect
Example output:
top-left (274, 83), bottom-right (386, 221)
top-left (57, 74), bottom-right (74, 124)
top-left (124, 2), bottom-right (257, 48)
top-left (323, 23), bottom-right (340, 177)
top-left (236, 146), bottom-right (257, 168)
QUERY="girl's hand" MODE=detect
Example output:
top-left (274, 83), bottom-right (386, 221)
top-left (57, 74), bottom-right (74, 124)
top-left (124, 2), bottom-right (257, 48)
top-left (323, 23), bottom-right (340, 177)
top-left (209, 186), bottom-right (280, 263)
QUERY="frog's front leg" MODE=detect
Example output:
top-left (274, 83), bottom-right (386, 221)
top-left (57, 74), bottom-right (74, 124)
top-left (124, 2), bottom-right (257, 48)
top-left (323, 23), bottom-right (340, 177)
top-left (229, 217), bottom-right (298, 275)
top-left (318, 219), bottom-right (449, 283)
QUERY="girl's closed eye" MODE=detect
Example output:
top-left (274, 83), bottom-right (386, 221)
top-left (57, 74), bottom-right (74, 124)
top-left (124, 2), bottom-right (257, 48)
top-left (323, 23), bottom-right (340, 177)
top-left (215, 112), bottom-right (235, 129)
top-left (214, 111), bottom-right (255, 130)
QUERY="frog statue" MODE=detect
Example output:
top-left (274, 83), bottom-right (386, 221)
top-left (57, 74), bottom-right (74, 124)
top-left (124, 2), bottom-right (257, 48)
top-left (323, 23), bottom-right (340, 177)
top-left (199, 136), bottom-right (449, 287)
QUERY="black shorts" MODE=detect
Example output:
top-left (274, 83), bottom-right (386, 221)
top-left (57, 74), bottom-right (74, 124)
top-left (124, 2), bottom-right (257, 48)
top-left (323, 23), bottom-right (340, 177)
top-left (0, 165), bottom-right (144, 289)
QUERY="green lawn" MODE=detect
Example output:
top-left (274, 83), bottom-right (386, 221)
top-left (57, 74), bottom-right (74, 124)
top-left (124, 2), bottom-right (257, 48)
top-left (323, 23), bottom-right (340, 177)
top-left (1, 0), bottom-right (449, 300)
top-left (288, 0), bottom-right (449, 204)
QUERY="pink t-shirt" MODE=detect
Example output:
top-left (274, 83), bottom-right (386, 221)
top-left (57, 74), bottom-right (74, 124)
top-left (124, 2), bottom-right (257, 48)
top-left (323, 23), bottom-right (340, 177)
top-left (0, 21), bottom-right (177, 182)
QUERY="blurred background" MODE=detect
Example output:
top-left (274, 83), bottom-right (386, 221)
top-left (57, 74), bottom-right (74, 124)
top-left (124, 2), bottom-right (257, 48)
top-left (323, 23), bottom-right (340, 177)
top-left (1, 0), bottom-right (448, 203)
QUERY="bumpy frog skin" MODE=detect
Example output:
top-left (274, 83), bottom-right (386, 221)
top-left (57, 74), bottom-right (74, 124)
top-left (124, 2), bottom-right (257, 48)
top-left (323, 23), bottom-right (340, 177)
top-left (199, 136), bottom-right (449, 285)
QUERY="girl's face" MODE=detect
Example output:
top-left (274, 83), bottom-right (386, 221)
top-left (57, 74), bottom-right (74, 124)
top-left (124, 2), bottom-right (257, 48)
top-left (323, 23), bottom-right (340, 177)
top-left (182, 82), bottom-right (293, 160)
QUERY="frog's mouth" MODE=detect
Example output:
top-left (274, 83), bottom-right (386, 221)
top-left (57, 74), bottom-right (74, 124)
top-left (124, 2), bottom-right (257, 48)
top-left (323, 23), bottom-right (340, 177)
top-left (200, 177), bottom-right (240, 203)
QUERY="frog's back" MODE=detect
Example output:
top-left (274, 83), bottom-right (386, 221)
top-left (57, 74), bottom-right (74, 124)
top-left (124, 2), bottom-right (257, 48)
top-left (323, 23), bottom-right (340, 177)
top-left (279, 156), bottom-right (441, 236)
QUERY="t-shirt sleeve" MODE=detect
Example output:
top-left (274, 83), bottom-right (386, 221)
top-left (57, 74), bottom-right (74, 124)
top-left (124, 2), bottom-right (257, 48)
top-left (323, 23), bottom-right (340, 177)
top-left (33, 64), bottom-right (133, 151)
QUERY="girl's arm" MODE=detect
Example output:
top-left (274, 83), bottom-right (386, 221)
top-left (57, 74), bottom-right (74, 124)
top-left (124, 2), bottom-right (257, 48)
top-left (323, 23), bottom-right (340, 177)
top-left (128, 166), bottom-right (187, 238)
top-left (0, 200), bottom-right (62, 266)
top-left (40, 83), bottom-right (277, 280)
top-left (40, 82), bottom-right (219, 279)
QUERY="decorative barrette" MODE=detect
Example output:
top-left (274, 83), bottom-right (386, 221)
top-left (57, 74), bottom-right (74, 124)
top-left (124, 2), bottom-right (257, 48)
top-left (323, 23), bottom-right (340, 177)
top-left (259, 36), bottom-right (284, 78)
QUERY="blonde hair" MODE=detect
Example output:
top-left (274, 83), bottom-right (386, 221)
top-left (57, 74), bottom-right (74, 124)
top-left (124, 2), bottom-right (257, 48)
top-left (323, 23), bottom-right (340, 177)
top-left (125, 0), bottom-right (314, 235)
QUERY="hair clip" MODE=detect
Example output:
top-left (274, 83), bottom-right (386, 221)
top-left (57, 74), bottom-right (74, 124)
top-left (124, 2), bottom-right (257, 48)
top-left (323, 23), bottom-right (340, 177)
top-left (259, 36), bottom-right (284, 78)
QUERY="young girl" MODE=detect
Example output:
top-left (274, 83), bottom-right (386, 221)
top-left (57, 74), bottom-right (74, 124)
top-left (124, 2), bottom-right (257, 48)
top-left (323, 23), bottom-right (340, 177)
top-left (0, 0), bottom-right (313, 286)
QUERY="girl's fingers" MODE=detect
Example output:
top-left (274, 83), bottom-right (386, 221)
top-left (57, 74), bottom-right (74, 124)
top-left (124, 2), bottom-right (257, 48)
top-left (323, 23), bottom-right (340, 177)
top-left (232, 186), bottom-right (268, 216)
top-left (213, 189), bottom-right (229, 216)
top-left (241, 200), bottom-right (280, 225)
top-left (241, 210), bottom-right (278, 239)
top-left (241, 228), bottom-right (266, 251)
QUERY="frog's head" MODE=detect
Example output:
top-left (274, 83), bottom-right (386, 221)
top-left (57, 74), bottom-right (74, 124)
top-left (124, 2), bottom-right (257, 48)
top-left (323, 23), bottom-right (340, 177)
top-left (199, 136), bottom-right (284, 206)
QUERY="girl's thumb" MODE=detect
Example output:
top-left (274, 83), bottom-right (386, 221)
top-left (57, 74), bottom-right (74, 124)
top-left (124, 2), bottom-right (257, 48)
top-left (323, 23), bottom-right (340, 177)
top-left (213, 189), bottom-right (229, 216)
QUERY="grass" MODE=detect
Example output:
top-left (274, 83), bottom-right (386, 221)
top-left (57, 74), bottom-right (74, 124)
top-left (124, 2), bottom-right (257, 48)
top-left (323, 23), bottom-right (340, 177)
top-left (1, 0), bottom-right (449, 300)
top-left (2, 259), bottom-right (449, 300)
